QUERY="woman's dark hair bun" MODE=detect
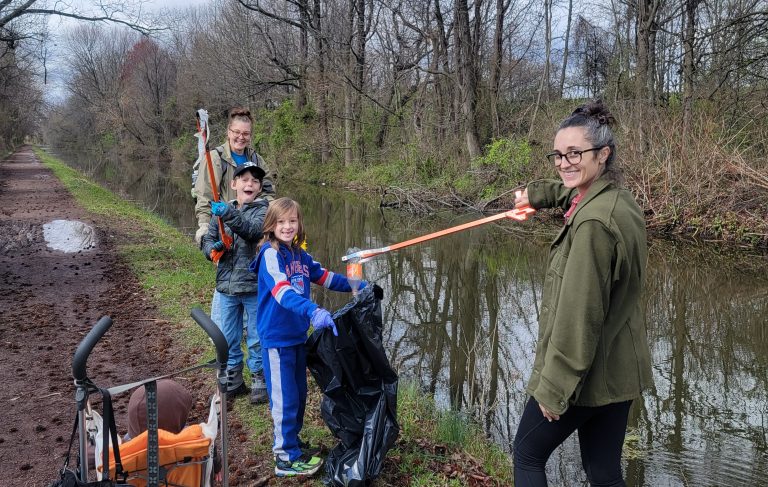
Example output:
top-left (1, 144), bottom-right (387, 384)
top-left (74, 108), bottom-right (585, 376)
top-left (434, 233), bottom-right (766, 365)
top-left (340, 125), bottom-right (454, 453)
top-left (229, 107), bottom-right (252, 118)
top-left (572, 99), bottom-right (614, 126)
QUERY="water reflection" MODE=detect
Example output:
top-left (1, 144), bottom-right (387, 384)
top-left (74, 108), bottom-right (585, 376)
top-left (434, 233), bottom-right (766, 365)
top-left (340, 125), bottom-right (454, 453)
top-left (293, 184), bottom-right (768, 487)
top-left (48, 148), bottom-right (198, 234)
top-left (52, 151), bottom-right (768, 486)
top-left (43, 219), bottom-right (97, 252)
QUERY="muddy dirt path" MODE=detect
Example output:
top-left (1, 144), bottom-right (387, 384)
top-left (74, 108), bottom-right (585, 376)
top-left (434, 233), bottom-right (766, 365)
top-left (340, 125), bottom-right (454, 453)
top-left (0, 147), bottom-right (263, 486)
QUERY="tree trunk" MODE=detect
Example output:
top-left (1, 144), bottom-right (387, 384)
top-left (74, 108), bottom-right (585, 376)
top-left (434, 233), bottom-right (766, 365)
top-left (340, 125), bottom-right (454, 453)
top-left (558, 0), bottom-right (572, 98)
top-left (682, 0), bottom-right (699, 139)
top-left (344, 1), bottom-right (354, 167)
top-left (455, 0), bottom-right (481, 159)
top-left (312, 0), bottom-right (331, 163)
top-left (529, 0), bottom-right (552, 139)
top-left (636, 0), bottom-right (651, 102)
top-left (344, 90), bottom-right (353, 166)
top-left (489, 0), bottom-right (506, 137)
top-left (354, 0), bottom-right (366, 160)
top-left (635, 0), bottom-right (660, 153)
top-left (434, 0), bottom-right (453, 141)
top-left (296, 0), bottom-right (310, 111)
top-left (648, 22), bottom-right (658, 102)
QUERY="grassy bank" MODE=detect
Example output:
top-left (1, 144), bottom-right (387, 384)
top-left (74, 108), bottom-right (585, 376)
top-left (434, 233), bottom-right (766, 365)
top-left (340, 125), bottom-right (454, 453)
top-left (35, 147), bottom-right (514, 486)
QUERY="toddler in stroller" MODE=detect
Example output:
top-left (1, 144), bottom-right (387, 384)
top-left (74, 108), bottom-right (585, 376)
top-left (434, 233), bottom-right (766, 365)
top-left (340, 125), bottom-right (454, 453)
top-left (53, 309), bottom-right (234, 487)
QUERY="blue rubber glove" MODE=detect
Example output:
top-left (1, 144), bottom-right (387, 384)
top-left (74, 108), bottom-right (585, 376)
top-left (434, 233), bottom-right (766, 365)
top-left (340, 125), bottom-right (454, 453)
top-left (358, 280), bottom-right (368, 290)
top-left (311, 308), bottom-right (337, 336)
top-left (212, 241), bottom-right (224, 251)
top-left (210, 201), bottom-right (228, 217)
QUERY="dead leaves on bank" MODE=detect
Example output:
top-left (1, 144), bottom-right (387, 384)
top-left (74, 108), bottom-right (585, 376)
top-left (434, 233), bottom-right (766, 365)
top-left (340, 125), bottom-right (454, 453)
top-left (385, 437), bottom-right (503, 486)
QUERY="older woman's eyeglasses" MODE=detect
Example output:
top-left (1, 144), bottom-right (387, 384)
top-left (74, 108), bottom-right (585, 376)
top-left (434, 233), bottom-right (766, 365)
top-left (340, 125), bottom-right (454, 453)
top-left (229, 128), bottom-right (251, 139)
top-left (546, 147), bottom-right (604, 166)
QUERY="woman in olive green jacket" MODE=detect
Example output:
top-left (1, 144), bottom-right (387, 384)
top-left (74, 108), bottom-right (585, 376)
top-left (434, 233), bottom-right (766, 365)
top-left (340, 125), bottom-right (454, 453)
top-left (512, 101), bottom-right (653, 487)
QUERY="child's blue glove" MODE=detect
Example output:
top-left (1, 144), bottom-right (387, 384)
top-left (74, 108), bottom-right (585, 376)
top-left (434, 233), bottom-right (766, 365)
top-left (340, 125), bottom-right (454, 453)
top-left (212, 241), bottom-right (224, 251)
top-left (311, 308), bottom-right (337, 336)
top-left (210, 201), bottom-right (228, 216)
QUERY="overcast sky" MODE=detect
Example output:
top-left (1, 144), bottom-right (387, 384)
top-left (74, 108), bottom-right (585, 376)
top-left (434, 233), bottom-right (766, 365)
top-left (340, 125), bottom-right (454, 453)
top-left (43, 0), bottom-right (210, 103)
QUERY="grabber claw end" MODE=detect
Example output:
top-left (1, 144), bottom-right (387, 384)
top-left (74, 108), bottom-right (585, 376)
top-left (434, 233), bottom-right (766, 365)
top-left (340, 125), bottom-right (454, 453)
top-left (506, 205), bottom-right (536, 221)
top-left (343, 249), bottom-right (365, 263)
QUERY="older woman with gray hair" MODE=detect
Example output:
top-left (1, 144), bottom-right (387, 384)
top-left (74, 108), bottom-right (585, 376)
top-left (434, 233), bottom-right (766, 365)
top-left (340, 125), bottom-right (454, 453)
top-left (192, 106), bottom-right (275, 403)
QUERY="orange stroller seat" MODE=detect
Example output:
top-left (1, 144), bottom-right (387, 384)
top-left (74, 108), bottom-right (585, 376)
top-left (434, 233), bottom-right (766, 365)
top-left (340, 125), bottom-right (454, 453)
top-left (94, 393), bottom-right (220, 487)
top-left (102, 425), bottom-right (212, 487)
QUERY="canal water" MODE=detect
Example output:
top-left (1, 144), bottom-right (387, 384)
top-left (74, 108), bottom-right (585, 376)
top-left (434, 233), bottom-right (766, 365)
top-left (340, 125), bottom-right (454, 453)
top-left (54, 150), bottom-right (768, 486)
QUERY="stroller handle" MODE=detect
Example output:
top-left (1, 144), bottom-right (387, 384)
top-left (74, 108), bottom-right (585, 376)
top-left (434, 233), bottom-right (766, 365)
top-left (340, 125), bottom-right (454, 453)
top-left (72, 315), bottom-right (113, 382)
top-left (190, 308), bottom-right (229, 367)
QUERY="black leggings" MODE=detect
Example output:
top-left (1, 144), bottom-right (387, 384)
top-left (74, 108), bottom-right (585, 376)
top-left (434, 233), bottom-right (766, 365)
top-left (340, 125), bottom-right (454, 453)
top-left (513, 396), bottom-right (632, 487)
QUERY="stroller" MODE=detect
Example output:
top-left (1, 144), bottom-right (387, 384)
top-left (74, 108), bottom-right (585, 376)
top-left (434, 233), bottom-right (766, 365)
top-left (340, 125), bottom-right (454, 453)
top-left (55, 308), bottom-right (232, 487)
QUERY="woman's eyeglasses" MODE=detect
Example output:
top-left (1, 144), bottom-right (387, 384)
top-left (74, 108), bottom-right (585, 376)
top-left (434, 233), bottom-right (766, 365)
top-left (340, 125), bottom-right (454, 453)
top-left (546, 147), bottom-right (604, 166)
top-left (229, 128), bottom-right (251, 139)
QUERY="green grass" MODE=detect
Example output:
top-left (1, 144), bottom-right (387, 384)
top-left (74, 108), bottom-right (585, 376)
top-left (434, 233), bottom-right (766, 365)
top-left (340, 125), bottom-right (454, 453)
top-left (394, 382), bottom-right (515, 485)
top-left (36, 147), bottom-right (515, 485)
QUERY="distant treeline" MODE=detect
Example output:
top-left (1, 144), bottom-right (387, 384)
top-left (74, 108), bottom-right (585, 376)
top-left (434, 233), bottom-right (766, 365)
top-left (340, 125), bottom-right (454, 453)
top-left (1, 0), bottom-right (766, 247)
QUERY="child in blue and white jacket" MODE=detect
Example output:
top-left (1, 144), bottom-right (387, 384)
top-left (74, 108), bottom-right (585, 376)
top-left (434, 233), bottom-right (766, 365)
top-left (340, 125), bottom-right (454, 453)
top-left (249, 197), bottom-right (366, 477)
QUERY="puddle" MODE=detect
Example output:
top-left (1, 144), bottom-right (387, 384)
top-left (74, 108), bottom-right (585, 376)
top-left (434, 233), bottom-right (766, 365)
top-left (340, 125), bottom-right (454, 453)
top-left (42, 220), bottom-right (97, 252)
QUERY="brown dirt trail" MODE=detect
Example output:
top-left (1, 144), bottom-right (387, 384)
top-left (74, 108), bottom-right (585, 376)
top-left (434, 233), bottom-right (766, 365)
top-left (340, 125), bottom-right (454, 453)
top-left (0, 147), bottom-right (262, 486)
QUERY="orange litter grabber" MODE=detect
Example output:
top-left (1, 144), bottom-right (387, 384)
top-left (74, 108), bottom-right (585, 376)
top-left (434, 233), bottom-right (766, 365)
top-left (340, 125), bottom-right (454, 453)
top-left (342, 204), bottom-right (536, 264)
top-left (196, 109), bottom-right (232, 264)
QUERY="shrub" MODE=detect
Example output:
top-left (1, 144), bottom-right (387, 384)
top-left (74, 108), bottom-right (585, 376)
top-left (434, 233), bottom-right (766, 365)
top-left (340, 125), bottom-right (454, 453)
top-left (475, 137), bottom-right (533, 183)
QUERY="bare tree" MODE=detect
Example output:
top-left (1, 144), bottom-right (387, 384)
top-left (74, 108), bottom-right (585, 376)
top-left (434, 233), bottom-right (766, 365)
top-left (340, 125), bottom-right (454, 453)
top-left (0, 35), bottom-right (42, 149)
top-left (120, 37), bottom-right (177, 151)
top-left (636, 0), bottom-right (663, 103)
top-left (343, 0), bottom-right (371, 166)
top-left (0, 0), bottom-right (163, 45)
top-left (489, 0), bottom-right (509, 137)
top-left (454, 0), bottom-right (482, 159)
top-left (529, 0), bottom-right (551, 138)
top-left (681, 0), bottom-right (700, 138)
top-left (558, 0), bottom-right (572, 97)
top-left (572, 17), bottom-right (613, 98)
top-left (371, 3), bottom-right (426, 149)
top-left (0, 0), bottom-right (166, 149)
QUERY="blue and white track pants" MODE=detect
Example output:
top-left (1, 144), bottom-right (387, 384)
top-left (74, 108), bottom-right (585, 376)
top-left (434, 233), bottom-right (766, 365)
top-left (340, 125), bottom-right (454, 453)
top-left (263, 344), bottom-right (307, 462)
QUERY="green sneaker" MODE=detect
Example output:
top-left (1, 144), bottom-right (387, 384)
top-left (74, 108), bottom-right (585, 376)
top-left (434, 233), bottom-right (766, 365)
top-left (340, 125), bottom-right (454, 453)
top-left (274, 454), bottom-right (323, 477)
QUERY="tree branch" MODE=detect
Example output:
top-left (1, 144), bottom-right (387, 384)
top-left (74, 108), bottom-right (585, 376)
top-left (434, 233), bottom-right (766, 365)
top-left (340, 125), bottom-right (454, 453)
top-left (17, 8), bottom-right (164, 34)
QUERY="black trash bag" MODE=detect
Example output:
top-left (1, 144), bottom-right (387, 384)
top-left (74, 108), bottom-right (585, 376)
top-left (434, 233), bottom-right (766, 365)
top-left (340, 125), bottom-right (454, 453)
top-left (306, 284), bottom-right (399, 487)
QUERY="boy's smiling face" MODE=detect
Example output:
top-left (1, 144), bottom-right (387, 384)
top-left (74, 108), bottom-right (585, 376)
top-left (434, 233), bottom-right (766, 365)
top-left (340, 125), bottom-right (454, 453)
top-left (231, 171), bottom-right (262, 206)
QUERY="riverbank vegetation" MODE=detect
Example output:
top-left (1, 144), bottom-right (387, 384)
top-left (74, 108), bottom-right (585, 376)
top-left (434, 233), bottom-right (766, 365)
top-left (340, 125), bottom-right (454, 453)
top-left (35, 147), bottom-right (514, 485)
top-left (2, 1), bottom-right (766, 251)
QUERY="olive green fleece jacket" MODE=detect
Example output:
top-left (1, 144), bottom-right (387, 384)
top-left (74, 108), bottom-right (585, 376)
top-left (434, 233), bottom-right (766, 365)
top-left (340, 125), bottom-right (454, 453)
top-left (525, 176), bottom-right (653, 415)
top-left (193, 141), bottom-right (275, 240)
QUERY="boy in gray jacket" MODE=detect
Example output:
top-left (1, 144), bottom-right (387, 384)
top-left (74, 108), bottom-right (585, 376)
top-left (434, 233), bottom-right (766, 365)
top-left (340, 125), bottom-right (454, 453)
top-left (202, 161), bottom-right (269, 404)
